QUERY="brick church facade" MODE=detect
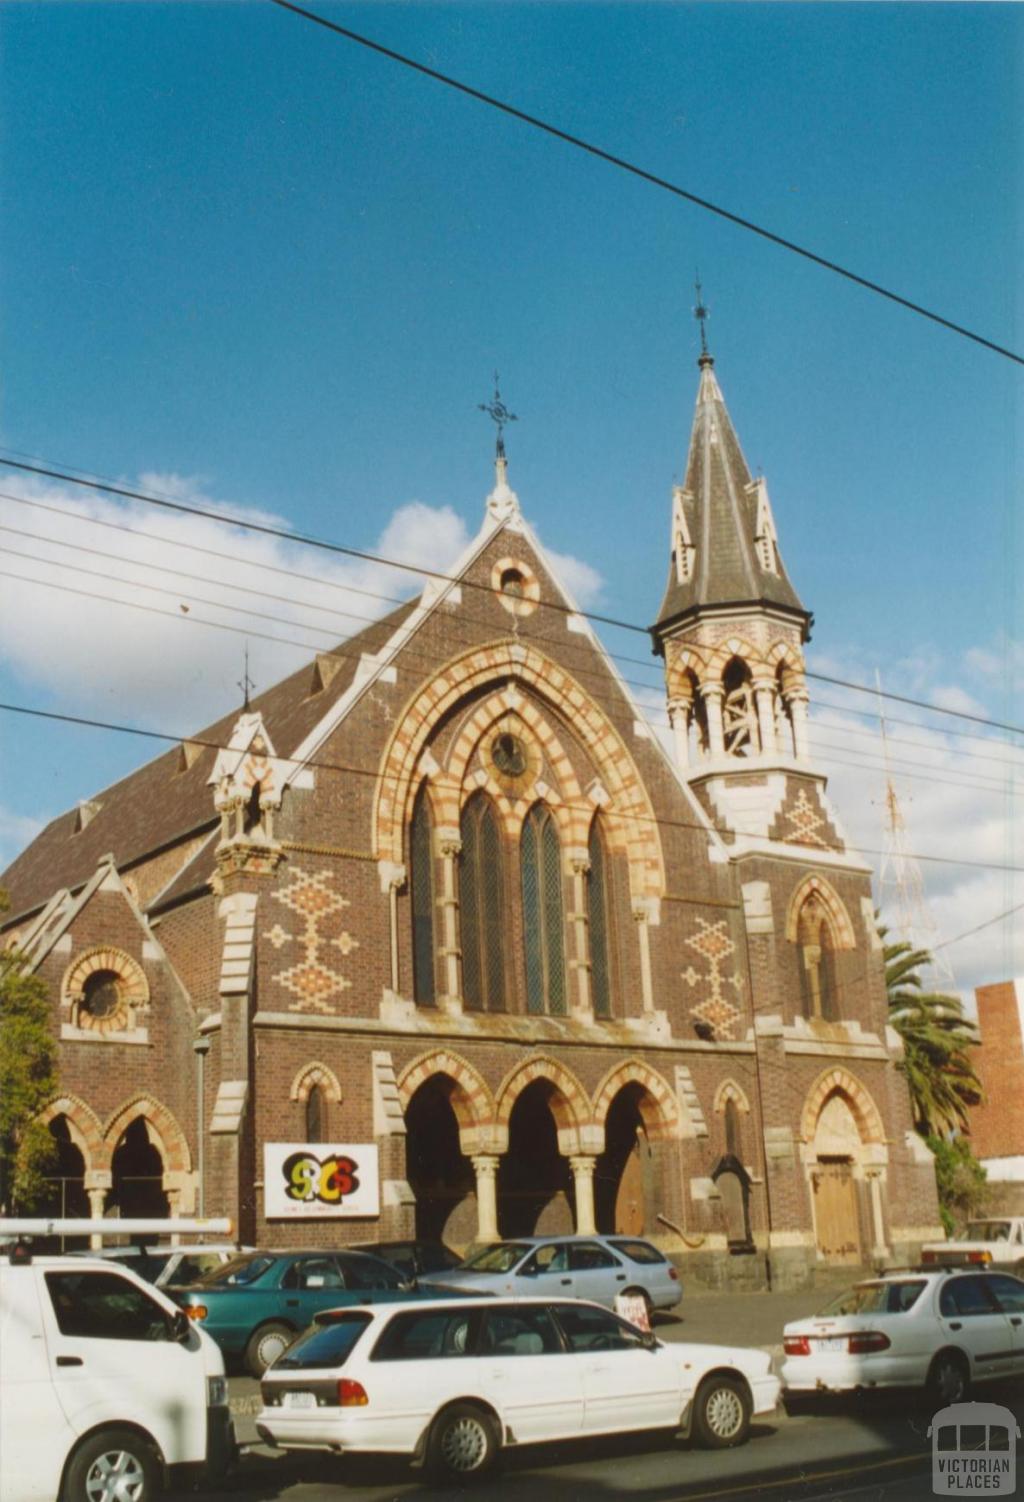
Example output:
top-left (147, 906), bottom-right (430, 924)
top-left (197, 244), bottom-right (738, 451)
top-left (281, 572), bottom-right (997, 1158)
top-left (1, 351), bottom-right (942, 1285)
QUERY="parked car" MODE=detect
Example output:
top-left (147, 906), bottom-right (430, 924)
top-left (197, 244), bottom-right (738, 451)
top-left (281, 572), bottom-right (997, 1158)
top-left (69, 1241), bottom-right (254, 1288)
top-left (922, 1218), bottom-right (1024, 1270)
top-left (781, 1267), bottom-right (1024, 1403)
top-left (171, 1248), bottom-right (431, 1375)
top-left (419, 1234), bottom-right (681, 1318)
top-left (256, 1295), bottom-right (778, 1481)
top-left (344, 1239), bottom-right (462, 1282)
top-left (1, 1243), bottom-right (234, 1502)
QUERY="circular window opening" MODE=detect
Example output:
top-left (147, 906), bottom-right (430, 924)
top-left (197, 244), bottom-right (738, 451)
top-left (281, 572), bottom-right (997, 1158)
top-left (492, 732), bottom-right (528, 778)
top-left (499, 567), bottom-right (526, 600)
top-left (81, 969), bottom-right (121, 1018)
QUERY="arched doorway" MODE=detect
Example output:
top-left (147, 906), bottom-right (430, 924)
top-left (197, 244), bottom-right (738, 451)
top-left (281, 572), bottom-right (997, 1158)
top-left (405, 1077), bottom-right (475, 1244)
top-left (106, 1117), bottom-right (170, 1219)
top-left (40, 1116), bottom-right (89, 1222)
top-left (595, 1084), bottom-right (651, 1234)
top-left (498, 1080), bottom-right (573, 1237)
top-left (809, 1093), bottom-right (863, 1263)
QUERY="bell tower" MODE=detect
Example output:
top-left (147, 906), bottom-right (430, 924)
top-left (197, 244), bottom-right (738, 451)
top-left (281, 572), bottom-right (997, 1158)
top-left (651, 330), bottom-right (820, 835)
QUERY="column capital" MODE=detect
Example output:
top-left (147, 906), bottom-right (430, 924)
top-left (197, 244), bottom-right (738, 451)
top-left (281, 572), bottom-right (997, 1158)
top-left (568, 1155), bottom-right (597, 1178)
top-left (438, 837), bottom-right (462, 860)
top-left (701, 681), bottom-right (725, 700)
top-left (471, 1153), bottom-right (500, 1179)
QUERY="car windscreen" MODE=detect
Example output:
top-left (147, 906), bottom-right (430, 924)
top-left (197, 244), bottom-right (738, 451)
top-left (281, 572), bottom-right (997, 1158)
top-left (460, 1243), bottom-right (531, 1273)
top-left (194, 1253), bottom-right (277, 1287)
top-left (607, 1239), bottom-right (666, 1265)
top-left (818, 1280), bottom-right (927, 1316)
top-left (273, 1311), bottom-right (373, 1369)
top-left (964, 1222), bottom-right (1013, 1242)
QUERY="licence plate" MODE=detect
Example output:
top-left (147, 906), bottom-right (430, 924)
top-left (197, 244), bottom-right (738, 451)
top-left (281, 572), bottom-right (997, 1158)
top-left (812, 1337), bottom-right (846, 1353)
top-left (283, 1391), bottom-right (316, 1410)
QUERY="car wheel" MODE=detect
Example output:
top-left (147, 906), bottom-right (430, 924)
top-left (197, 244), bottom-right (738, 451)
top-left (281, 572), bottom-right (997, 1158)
top-left (63, 1427), bottom-right (161, 1502)
top-left (927, 1350), bottom-right (969, 1406)
top-left (426, 1402), bottom-right (499, 1482)
top-left (245, 1320), bottom-right (294, 1377)
top-left (691, 1376), bottom-right (752, 1449)
top-left (623, 1287), bottom-right (654, 1326)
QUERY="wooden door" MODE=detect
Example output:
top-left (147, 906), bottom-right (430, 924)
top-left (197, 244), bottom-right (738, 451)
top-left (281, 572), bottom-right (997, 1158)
top-left (614, 1141), bottom-right (645, 1235)
top-left (813, 1159), bottom-right (861, 1262)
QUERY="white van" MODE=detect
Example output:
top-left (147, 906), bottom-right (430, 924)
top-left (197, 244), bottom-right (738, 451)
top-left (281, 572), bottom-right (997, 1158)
top-left (0, 1241), bottom-right (234, 1502)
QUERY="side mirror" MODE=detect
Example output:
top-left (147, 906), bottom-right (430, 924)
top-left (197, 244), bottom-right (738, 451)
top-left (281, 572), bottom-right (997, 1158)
top-left (170, 1310), bottom-right (192, 1344)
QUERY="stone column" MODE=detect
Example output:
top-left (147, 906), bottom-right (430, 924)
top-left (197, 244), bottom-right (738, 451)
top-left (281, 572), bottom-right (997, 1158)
top-left (867, 1171), bottom-right (889, 1258)
top-left (84, 1172), bottom-right (111, 1248)
top-left (667, 697), bottom-right (691, 770)
top-left (435, 829), bottom-right (463, 1014)
top-left (703, 684), bottom-right (725, 758)
top-left (753, 677), bottom-right (777, 755)
top-left (633, 905), bottom-right (655, 1016)
top-left (789, 689), bottom-right (811, 762)
top-left (472, 1155), bottom-right (500, 1243)
top-left (568, 850), bottom-right (594, 1020)
top-left (570, 1156), bottom-right (598, 1235)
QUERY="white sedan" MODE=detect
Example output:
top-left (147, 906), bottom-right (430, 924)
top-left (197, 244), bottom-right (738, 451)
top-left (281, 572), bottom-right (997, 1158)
top-left (782, 1268), bottom-right (1024, 1403)
top-left (257, 1296), bottom-right (779, 1481)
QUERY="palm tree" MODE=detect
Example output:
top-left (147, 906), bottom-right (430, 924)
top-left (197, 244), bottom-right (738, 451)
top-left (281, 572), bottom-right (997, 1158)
top-left (881, 926), bottom-right (983, 1137)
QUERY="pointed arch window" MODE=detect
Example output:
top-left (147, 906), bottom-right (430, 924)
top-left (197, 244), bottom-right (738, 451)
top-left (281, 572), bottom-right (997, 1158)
top-left (724, 1097), bottom-right (742, 1158)
top-left (797, 894), bottom-right (839, 1022)
top-left (305, 1084), bottom-right (325, 1144)
top-left (410, 786), bottom-right (436, 1007)
top-left (587, 816), bottom-right (613, 1019)
top-left (722, 657), bottom-right (759, 758)
top-left (521, 804), bottom-right (567, 1016)
top-left (460, 794), bottom-right (506, 1012)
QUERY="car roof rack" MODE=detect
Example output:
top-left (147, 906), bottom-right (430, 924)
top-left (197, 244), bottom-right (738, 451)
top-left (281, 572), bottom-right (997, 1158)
top-left (0, 1217), bottom-right (232, 1245)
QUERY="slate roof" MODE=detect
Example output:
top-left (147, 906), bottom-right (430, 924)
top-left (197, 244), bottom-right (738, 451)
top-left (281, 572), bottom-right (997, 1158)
top-left (1, 600), bottom-right (418, 924)
top-left (653, 356), bottom-right (808, 639)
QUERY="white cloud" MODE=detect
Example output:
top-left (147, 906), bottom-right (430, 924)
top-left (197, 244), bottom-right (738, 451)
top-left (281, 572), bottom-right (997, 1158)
top-left (543, 546), bottom-right (603, 608)
top-left (0, 805), bottom-right (45, 874)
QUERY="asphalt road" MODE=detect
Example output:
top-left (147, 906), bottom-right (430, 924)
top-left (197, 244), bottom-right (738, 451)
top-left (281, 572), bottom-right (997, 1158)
top-left (170, 1292), bottom-right (1024, 1502)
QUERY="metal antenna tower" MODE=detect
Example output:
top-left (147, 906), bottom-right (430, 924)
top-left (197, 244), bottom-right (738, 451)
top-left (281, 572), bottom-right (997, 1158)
top-left (875, 669), bottom-right (957, 988)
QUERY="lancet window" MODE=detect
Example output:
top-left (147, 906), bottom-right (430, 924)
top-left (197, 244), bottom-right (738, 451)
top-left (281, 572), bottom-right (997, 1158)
top-left (796, 892), bottom-right (839, 1022)
top-left (722, 657), bottom-right (760, 758)
top-left (521, 803), bottom-right (567, 1016)
top-left (587, 816), bottom-right (613, 1019)
top-left (459, 794), bottom-right (506, 1012)
top-left (410, 786), bottom-right (436, 1007)
top-left (305, 1084), bottom-right (325, 1143)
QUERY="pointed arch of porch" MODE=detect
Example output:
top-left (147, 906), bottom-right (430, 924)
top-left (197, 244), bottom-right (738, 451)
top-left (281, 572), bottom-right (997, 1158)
top-left (494, 1055), bottom-right (591, 1155)
top-left (591, 1059), bottom-right (681, 1143)
top-left (397, 1049), bottom-right (495, 1152)
top-left (785, 874), bottom-right (856, 948)
top-left (290, 1062), bottom-right (342, 1104)
top-left (102, 1094), bottom-right (192, 1175)
top-left (40, 1094), bottom-right (105, 1168)
top-left (373, 641), bottom-right (664, 901)
top-left (800, 1068), bottom-right (886, 1146)
top-left (712, 1078), bottom-right (752, 1116)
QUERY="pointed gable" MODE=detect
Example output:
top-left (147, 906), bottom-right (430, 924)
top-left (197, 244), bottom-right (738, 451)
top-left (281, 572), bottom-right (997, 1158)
top-left (653, 356), bottom-right (808, 642)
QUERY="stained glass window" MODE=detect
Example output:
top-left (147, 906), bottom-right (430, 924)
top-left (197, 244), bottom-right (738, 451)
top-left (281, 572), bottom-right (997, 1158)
top-left (522, 805), bottom-right (566, 1016)
top-left (411, 787), bottom-right (435, 1006)
top-left (588, 818), bottom-right (612, 1019)
top-left (460, 795), bottom-right (505, 1011)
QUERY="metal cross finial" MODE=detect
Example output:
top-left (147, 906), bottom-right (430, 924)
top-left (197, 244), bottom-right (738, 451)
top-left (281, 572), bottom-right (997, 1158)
top-left (478, 372), bottom-right (518, 460)
top-left (238, 644), bottom-right (255, 709)
top-left (694, 275), bottom-right (710, 356)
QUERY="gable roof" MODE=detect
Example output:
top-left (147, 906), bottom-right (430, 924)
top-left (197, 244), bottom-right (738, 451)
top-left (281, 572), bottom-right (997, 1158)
top-left (653, 356), bottom-right (808, 640)
top-left (1, 600), bottom-right (417, 924)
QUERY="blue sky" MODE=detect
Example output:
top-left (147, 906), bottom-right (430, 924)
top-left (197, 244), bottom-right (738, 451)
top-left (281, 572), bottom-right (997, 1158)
top-left (0, 2), bottom-right (1021, 989)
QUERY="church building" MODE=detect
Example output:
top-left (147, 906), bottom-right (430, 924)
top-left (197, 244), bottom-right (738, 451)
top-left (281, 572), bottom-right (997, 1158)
top-left (1, 348), bottom-right (942, 1286)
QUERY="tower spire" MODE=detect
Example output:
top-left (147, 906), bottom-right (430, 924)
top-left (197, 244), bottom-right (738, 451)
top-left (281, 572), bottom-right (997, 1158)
top-left (694, 274), bottom-right (712, 365)
top-left (479, 373), bottom-right (521, 523)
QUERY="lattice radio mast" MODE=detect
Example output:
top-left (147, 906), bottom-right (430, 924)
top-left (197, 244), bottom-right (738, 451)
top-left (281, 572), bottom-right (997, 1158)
top-left (875, 670), bottom-right (957, 988)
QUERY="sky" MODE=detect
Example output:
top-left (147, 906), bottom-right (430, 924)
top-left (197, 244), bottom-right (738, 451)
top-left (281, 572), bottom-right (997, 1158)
top-left (0, 2), bottom-right (1021, 998)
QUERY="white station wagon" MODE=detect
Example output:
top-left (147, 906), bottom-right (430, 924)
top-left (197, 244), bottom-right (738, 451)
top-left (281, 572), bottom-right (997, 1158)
top-left (257, 1296), bottom-right (779, 1482)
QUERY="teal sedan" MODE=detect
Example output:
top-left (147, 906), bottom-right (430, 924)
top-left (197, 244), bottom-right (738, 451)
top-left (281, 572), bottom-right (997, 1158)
top-left (170, 1248), bottom-right (428, 1374)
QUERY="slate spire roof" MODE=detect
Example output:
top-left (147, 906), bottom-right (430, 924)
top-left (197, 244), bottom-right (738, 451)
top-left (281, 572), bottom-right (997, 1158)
top-left (652, 352), bottom-right (810, 644)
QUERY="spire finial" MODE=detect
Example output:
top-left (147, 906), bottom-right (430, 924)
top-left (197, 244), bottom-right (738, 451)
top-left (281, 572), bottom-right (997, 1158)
top-left (478, 371), bottom-right (518, 463)
top-left (238, 643), bottom-right (255, 710)
top-left (694, 274), bottom-right (713, 366)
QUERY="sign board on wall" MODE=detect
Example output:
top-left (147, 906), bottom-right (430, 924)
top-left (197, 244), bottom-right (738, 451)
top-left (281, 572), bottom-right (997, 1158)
top-left (264, 1143), bottom-right (380, 1219)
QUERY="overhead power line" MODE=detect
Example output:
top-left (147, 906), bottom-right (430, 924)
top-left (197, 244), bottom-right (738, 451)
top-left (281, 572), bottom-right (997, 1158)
top-left (2, 697), bottom-right (1022, 877)
top-left (933, 901), bottom-right (1024, 953)
top-left (3, 453), bottom-right (1024, 742)
top-left (268, 0), bottom-right (1023, 367)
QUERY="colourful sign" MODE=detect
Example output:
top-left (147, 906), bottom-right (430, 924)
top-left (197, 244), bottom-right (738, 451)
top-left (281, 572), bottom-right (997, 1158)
top-left (263, 1143), bottom-right (380, 1219)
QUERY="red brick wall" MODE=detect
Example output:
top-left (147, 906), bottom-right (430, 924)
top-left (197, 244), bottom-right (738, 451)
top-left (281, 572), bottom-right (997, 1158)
top-left (968, 981), bottom-right (1024, 1159)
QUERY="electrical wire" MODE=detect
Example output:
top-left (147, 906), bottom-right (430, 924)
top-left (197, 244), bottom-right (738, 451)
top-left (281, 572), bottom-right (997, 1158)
top-left (2, 697), bottom-right (1022, 876)
top-left (267, 0), bottom-right (1023, 367)
top-left (933, 901), bottom-right (1024, 952)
